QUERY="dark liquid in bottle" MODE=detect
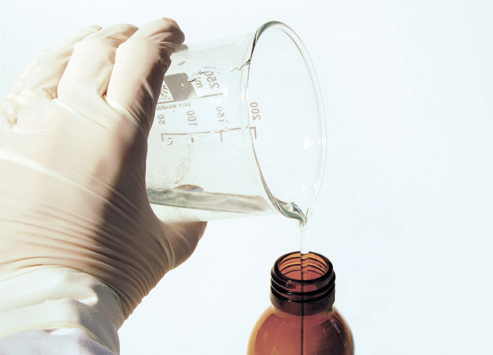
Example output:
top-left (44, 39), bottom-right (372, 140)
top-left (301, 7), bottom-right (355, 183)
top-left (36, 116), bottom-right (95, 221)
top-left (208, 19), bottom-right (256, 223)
top-left (248, 252), bottom-right (354, 354)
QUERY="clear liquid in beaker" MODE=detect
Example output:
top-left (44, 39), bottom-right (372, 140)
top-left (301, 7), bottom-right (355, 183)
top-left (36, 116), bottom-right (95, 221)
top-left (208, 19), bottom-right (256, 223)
top-left (148, 187), bottom-right (272, 215)
top-left (148, 187), bottom-right (307, 223)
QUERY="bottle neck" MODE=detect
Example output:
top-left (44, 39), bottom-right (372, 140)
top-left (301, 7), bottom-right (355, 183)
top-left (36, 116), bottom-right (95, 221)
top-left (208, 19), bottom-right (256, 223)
top-left (270, 252), bottom-right (335, 316)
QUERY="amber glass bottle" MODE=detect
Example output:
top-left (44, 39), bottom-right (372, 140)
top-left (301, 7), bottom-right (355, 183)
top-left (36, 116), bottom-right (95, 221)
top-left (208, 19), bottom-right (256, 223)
top-left (248, 252), bottom-right (354, 355)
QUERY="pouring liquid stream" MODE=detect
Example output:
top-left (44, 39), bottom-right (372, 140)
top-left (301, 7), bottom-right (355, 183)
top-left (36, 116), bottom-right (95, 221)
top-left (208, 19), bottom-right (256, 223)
top-left (277, 200), bottom-right (312, 355)
top-left (300, 222), bottom-right (310, 353)
top-left (300, 225), bottom-right (310, 355)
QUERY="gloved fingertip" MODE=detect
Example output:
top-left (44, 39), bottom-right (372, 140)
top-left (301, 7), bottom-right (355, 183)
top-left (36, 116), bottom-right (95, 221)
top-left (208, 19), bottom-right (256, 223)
top-left (155, 17), bottom-right (182, 32)
top-left (163, 17), bottom-right (186, 48)
top-left (139, 17), bottom-right (185, 49)
top-left (83, 24), bottom-right (103, 33)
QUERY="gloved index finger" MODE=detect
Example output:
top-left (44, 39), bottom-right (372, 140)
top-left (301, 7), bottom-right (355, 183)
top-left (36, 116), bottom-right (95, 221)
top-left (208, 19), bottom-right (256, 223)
top-left (57, 24), bottom-right (139, 113)
top-left (0, 25), bottom-right (101, 127)
top-left (17, 25), bottom-right (103, 100)
top-left (106, 18), bottom-right (185, 133)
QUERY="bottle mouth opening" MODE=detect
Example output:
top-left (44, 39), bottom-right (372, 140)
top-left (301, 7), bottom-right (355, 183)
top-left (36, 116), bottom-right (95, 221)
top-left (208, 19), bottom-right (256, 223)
top-left (277, 252), bottom-right (330, 281)
top-left (270, 252), bottom-right (336, 315)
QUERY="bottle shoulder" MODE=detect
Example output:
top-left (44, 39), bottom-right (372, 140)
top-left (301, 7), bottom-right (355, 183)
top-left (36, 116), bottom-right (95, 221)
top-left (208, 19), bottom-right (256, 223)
top-left (248, 305), bottom-right (354, 355)
top-left (255, 305), bottom-right (351, 327)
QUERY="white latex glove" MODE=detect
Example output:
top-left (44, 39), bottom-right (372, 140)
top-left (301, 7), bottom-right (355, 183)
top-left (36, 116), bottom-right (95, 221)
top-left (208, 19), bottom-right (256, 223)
top-left (0, 18), bottom-right (206, 352)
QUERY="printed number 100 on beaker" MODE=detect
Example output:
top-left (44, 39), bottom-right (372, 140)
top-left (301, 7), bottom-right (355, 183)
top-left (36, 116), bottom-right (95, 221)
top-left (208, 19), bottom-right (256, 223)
top-left (146, 21), bottom-right (326, 223)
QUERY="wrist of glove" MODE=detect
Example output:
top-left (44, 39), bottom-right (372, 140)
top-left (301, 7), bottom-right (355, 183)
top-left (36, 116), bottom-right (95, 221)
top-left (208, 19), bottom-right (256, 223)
top-left (0, 18), bottom-right (206, 352)
top-left (0, 268), bottom-right (123, 354)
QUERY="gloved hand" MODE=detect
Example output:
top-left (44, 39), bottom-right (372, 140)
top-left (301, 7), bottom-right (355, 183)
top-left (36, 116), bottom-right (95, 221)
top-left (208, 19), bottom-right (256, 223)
top-left (0, 18), bottom-right (206, 352)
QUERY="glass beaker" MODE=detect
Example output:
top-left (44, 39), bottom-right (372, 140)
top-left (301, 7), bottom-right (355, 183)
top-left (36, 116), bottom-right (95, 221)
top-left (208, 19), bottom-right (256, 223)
top-left (146, 21), bottom-right (326, 223)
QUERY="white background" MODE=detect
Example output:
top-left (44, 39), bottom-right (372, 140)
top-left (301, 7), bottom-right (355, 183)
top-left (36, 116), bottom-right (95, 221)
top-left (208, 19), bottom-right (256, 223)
top-left (1, 0), bottom-right (492, 354)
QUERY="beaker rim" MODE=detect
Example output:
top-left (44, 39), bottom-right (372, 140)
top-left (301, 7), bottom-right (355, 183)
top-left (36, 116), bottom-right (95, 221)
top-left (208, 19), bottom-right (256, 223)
top-left (242, 21), bottom-right (327, 222)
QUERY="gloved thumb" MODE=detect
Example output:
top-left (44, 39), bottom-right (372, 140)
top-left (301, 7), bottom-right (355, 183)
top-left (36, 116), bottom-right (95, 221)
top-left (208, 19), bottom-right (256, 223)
top-left (161, 221), bottom-right (208, 270)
